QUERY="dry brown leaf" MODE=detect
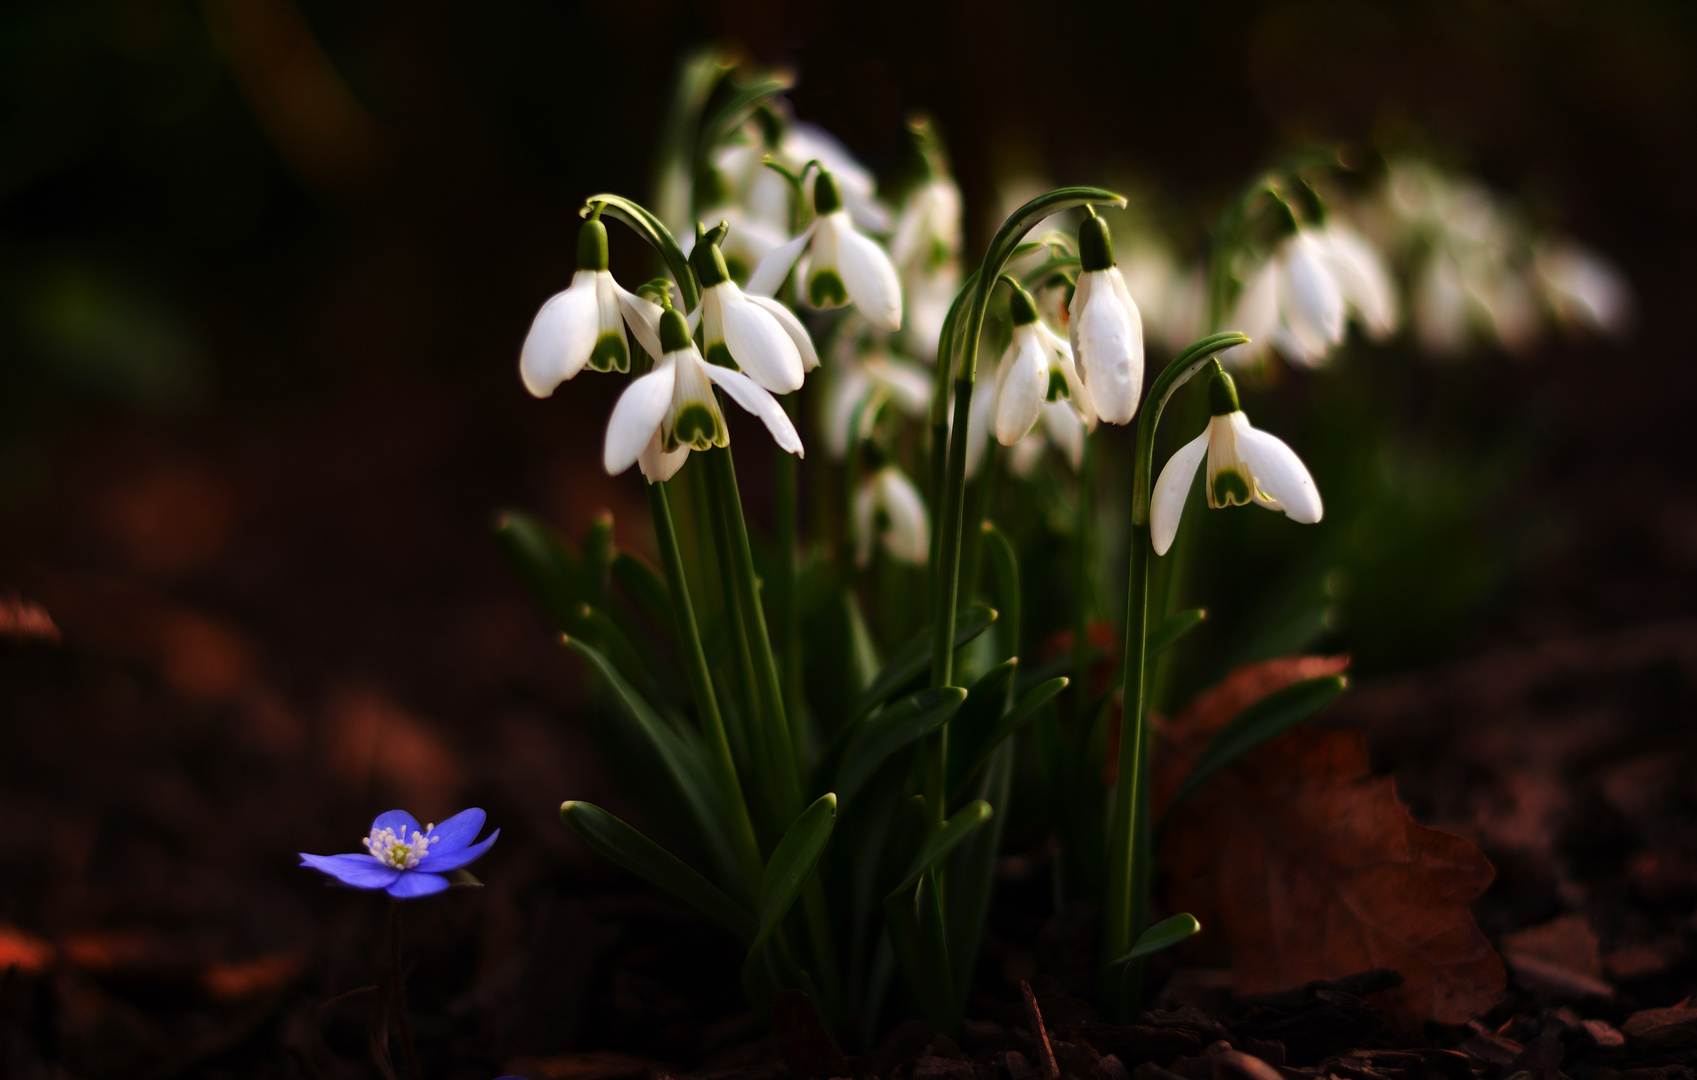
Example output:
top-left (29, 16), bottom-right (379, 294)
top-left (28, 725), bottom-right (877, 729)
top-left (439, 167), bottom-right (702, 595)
top-left (1156, 657), bottom-right (1505, 1025)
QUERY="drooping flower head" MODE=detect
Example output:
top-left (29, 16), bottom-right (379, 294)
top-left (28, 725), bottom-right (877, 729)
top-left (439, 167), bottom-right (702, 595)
top-left (520, 215), bottom-right (663, 396)
top-left (992, 280), bottom-right (1094, 449)
top-left (603, 301), bottom-right (802, 483)
top-left (1068, 208), bottom-right (1146, 425)
top-left (1150, 367), bottom-right (1322, 555)
top-left (301, 808), bottom-right (498, 900)
top-left (853, 462), bottom-right (929, 567)
top-left (688, 224), bottom-right (818, 394)
top-left (1224, 214), bottom-right (1398, 369)
top-left (748, 169), bottom-right (903, 333)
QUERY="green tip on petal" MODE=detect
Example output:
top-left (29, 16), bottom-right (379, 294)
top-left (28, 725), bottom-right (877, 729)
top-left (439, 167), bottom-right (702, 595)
top-left (589, 333), bottom-right (628, 372)
top-left (1211, 468), bottom-right (1251, 506)
top-left (1078, 213), bottom-right (1115, 272)
top-left (577, 219), bottom-right (609, 271)
top-left (1208, 370), bottom-right (1240, 416)
top-left (809, 269), bottom-right (848, 308)
top-left (813, 170), bottom-right (842, 215)
top-left (660, 307), bottom-right (693, 353)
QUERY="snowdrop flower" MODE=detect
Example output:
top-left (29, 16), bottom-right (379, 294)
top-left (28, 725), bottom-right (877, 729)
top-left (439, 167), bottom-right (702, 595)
top-left (1534, 242), bottom-right (1634, 338)
top-left (709, 115), bottom-right (891, 238)
top-left (689, 231), bottom-right (817, 394)
top-left (1150, 368), bottom-right (1322, 556)
top-left (1068, 209), bottom-right (1146, 425)
top-left (992, 281), bottom-right (1095, 447)
top-left (301, 808), bottom-right (498, 900)
top-left (748, 170), bottom-right (903, 332)
top-left (891, 175), bottom-right (963, 360)
top-left (520, 217), bottom-right (663, 397)
top-left (602, 303), bottom-right (802, 482)
top-left (853, 464), bottom-right (929, 567)
top-left (824, 333), bottom-right (932, 458)
top-left (1224, 222), bottom-right (1397, 368)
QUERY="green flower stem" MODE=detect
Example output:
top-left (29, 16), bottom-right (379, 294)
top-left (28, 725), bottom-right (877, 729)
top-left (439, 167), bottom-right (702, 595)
top-left (703, 456), bottom-right (783, 834)
top-left (1100, 331), bottom-right (1247, 1020)
top-left (931, 188), bottom-right (1125, 694)
top-left (775, 400), bottom-right (806, 772)
top-left (705, 445), bottom-right (842, 1002)
top-left (1072, 433), bottom-right (1094, 706)
top-left (648, 481), bottom-right (764, 895)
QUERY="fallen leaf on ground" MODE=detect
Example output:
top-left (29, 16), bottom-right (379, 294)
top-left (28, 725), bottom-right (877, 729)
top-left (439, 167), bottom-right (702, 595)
top-left (1156, 657), bottom-right (1505, 1025)
top-left (0, 595), bottom-right (59, 644)
top-left (1500, 914), bottom-right (1612, 999)
top-left (0, 924), bottom-right (55, 974)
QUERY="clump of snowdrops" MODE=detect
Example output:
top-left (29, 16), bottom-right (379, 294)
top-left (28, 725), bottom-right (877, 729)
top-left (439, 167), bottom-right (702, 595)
top-left (499, 53), bottom-right (1632, 1038)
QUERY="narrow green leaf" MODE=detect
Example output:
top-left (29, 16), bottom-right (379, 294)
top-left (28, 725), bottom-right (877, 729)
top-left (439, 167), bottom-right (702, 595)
top-left (580, 194), bottom-right (698, 309)
top-left (1147, 608), bottom-right (1207, 660)
top-left (835, 687), bottom-right (967, 805)
top-left (944, 660), bottom-right (1018, 791)
top-left (561, 801), bottom-right (755, 944)
top-left (946, 743), bottom-right (1013, 1012)
top-left (562, 635), bottom-right (738, 884)
top-left (756, 792), bottom-right (838, 935)
top-left (584, 511), bottom-right (614, 610)
top-left (951, 676), bottom-right (1068, 802)
top-left (1165, 675), bottom-right (1348, 819)
top-left (494, 510), bottom-right (583, 632)
top-left (577, 603), bottom-right (677, 716)
top-left (1107, 912), bottom-right (1201, 968)
top-left (889, 800), bottom-right (994, 899)
top-left (979, 522), bottom-right (1020, 663)
top-left (854, 606), bottom-right (995, 718)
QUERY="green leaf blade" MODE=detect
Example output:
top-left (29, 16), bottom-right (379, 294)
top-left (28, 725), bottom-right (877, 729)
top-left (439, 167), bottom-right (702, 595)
top-left (854, 606), bottom-right (995, 718)
top-left (1167, 674), bottom-right (1348, 816)
top-left (835, 687), bottom-right (967, 806)
top-left (1109, 912), bottom-right (1202, 967)
top-left (560, 801), bottom-right (755, 944)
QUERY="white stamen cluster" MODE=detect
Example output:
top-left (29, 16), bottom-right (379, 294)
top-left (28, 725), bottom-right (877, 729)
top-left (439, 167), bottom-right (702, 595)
top-left (363, 823), bottom-right (438, 869)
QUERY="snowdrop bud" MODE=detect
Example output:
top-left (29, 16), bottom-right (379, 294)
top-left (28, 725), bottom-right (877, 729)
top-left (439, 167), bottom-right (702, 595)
top-left (854, 464), bottom-right (929, 566)
top-left (1069, 211), bottom-right (1145, 425)
top-left (993, 284), bottom-right (1050, 446)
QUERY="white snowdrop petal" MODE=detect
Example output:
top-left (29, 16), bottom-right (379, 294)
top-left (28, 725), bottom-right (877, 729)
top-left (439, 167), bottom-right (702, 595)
top-left (875, 358), bottom-right (933, 416)
top-left (718, 285), bottom-right (804, 393)
top-left (700, 363), bottom-right (804, 456)
top-left (1041, 400), bottom-right (1085, 470)
top-left (638, 435), bottom-right (690, 484)
top-left (1220, 261), bottom-right (1280, 368)
top-left (825, 365), bottom-right (873, 459)
top-left (604, 361), bottom-right (677, 475)
top-left (520, 275), bottom-right (598, 396)
top-left (747, 225), bottom-right (817, 299)
top-left (852, 479), bottom-right (878, 567)
top-left (877, 469), bottom-right (930, 565)
top-left (745, 293), bottom-right (820, 372)
top-left (1069, 268), bottom-right (1145, 425)
top-left (615, 285), bottom-right (664, 362)
top-left (1322, 224), bottom-right (1398, 338)
top-left (1150, 429), bottom-right (1210, 556)
top-left (1281, 232), bottom-right (1346, 350)
top-left (994, 332), bottom-right (1047, 446)
top-left (1238, 425), bottom-right (1323, 524)
top-left (832, 217), bottom-right (904, 331)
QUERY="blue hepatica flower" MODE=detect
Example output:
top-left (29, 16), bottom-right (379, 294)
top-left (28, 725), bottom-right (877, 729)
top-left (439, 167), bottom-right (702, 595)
top-left (301, 808), bottom-right (498, 899)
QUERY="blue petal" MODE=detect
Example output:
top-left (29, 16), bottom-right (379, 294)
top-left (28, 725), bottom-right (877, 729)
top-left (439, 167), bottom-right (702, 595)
top-left (418, 829), bottom-right (498, 873)
top-left (370, 809), bottom-right (422, 837)
top-left (386, 871), bottom-right (450, 899)
top-left (424, 808), bottom-right (486, 854)
top-left (301, 853), bottom-right (403, 890)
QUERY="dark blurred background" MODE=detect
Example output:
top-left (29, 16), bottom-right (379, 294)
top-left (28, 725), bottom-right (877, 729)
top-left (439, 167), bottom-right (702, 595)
top-left (1, 0), bottom-right (1694, 1075)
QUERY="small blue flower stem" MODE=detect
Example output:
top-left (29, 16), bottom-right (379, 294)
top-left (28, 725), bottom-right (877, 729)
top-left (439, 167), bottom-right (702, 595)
top-left (388, 900), bottom-right (423, 1080)
top-left (648, 480), bottom-right (764, 894)
top-left (1099, 331), bottom-right (1247, 1020)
